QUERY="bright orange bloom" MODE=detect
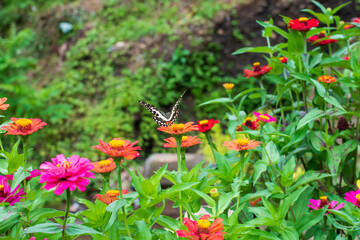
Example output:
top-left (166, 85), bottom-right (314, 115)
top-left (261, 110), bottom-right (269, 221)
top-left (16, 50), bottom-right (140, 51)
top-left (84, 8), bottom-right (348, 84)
top-left (163, 136), bottom-right (201, 148)
top-left (318, 75), bottom-right (337, 84)
top-left (0, 98), bottom-right (9, 110)
top-left (1, 118), bottom-right (47, 136)
top-left (222, 83), bottom-right (234, 90)
top-left (91, 158), bottom-right (117, 173)
top-left (94, 189), bottom-right (128, 205)
top-left (157, 122), bottom-right (198, 135)
top-left (92, 138), bottom-right (141, 160)
top-left (244, 62), bottom-right (272, 78)
top-left (279, 57), bottom-right (288, 63)
top-left (288, 17), bottom-right (319, 31)
top-left (176, 214), bottom-right (226, 239)
top-left (223, 138), bottom-right (261, 152)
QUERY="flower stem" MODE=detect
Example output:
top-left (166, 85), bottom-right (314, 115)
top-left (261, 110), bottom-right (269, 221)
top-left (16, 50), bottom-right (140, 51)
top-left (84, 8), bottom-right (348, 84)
top-left (236, 152), bottom-right (244, 209)
top-left (22, 138), bottom-right (28, 192)
top-left (175, 136), bottom-right (183, 223)
top-left (205, 132), bottom-right (217, 164)
top-left (117, 164), bottom-right (131, 238)
top-left (62, 189), bottom-right (71, 240)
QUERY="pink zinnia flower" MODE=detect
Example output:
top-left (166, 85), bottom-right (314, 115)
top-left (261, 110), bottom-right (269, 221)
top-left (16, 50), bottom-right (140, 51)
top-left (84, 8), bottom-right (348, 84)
top-left (308, 196), bottom-right (344, 215)
top-left (5, 169), bottom-right (41, 181)
top-left (39, 154), bottom-right (95, 195)
top-left (0, 176), bottom-right (25, 205)
top-left (253, 112), bottom-right (276, 123)
top-left (344, 190), bottom-right (360, 208)
top-left (0, 97), bottom-right (9, 110)
top-left (29, 238), bottom-right (49, 240)
top-left (176, 214), bottom-right (226, 239)
top-left (92, 138), bottom-right (141, 160)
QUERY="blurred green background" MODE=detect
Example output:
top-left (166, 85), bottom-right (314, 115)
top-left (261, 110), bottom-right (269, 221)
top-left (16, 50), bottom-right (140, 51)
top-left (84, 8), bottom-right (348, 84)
top-left (0, 0), bottom-right (358, 166)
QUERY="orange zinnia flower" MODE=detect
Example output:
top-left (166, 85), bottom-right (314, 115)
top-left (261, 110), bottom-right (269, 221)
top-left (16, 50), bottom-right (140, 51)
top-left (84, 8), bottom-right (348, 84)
top-left (223, 138), bottom-right (261, 152)
top-left (244, 62), bottom-right (272, 78)
top-left (94, 189), bottom-right (128, 205)
top-left (1, 118), bottom-right (47, 136)
top-left (222, 83), bottom-right (234, 90)
top-left (91, 158), bottom-right (117, 173)
top-left (318, 75), bottom-right (337, 84)
top-left (288, 17), bottom-right (319, 31)
top-left (163, 136), bottom-right (201, 148)
top-left (0, 98), bottom-right (9, 110)
top-left (157, 122), bottom-right (198, 135)
top-left (92, 138), bottom-right (141, 160)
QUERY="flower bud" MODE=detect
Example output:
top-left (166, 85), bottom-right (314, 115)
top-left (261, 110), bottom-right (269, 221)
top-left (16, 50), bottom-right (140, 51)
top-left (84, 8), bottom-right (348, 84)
top-left (210, 188), bottom-right (220, 200)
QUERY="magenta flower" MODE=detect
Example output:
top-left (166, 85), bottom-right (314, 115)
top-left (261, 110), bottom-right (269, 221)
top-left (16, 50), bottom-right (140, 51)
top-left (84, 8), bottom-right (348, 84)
top-left (253, 112), bottom-right (276, 123)
top-left (344, 190), bottom-right (360, 208)
top-left (39, 154), bottom-right (95, 195)
top-left (0, 176), bottom-right (25, 206)
top-left (6, 169), bottom-right (41, 181)
top-left (308, 196), bottom-right (344, 215)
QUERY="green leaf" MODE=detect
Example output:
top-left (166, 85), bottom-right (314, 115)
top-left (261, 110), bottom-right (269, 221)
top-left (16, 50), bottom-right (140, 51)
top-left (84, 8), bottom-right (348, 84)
top-left (104, 199), bottom-right (127, 231)
top-left (29, 208), bottom-right (63, 222)
top-left (66, 223), bottom-right (104, 236)
top-left (24, 223), bottom-right (63, 234)
top-left (324, 96), bottom-right (345, 111)
top-left (279, 186), bottom-right (308, 220)
top-left (0, 212), bottom-right (20, 232)
top-left (217, 192), bottom-right (237, 214)
top-left (288, 29), bottom-right (303, 54)
top-left (134, 220), bottom-right (151, 239)
top-left (288, 171), bottom-right (330, 193)
top-left (331, 2), bottom-right (351, 15)
top-left (149, 164), bottom-right (167, 186)
top-left (246, 229), bottom-right (281, 240)
top-left (296, 210), bottom-right (326, 233)
top-left (7, 139), bottom-right (23, 174)
top-left (232, 46), bottom-right (273, 55)
top-left (253, 160), bottom-right (268, 184)
top-left (11, 166), bottom-right (30, 192)
top-left (256, 21), bottom-right (289, 39)
top-left (198, 97), bottom-right (231, 107)
top-left (156, 215), bottom-right (180, 232)
top-left (263, 141), bottom-right (280, 165)
top-left (189, 188), bottom-right (215, 207)
top-left (297, 109), bottom-right (324, 130)
top-left (327, 139), bottom-right (357, 175)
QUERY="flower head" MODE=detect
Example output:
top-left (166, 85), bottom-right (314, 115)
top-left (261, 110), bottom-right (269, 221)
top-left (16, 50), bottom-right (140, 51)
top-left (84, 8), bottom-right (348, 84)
top-left (92, 138), bottom-right (141, 160)
top-left (94, 189), bottom-right (128, 205)
top-left (157, 122), bottom-right (198, 135)
top-left (210, 188), bottom-right (220, 200)
top-left (279, 57), bottom-right (288, 63)
top-left (308, 195), bottom-right (344, 215)
top-left (0, 176), bottom-right (25, 205)
top-left (28, 238), bottom-right (49, 240)
top-left (344, 56), bottom-right (350, 61)
top-left (39, 154), bottom-right (95, 195)
top-left (223, 138), bottom-right (261, 152)
top-left (244, 62), bottom-right (272, 78)
top-left (196, 119), bottom-right (220, 133)
top-left (163, 136), bottom-right (201, 148)
top-left (1, 118), bottom-right (47, 136)
top-left (237, 117), bottom-right (260, 131)
top-left (288, 17), bottom-right (319, 31)
top-left (91, 158), bottom-right (117, 173)
top-left (222, 83), bottom-right (234, 90)
top-left (5, 169), bottom-right (41, 181)
top-left (307, 31), bottom-right (338, 45)
top-left (0, 98), bottom-right (9, 110)
top-left (318, 75), bottom-right (336, 84)
top-left (344, 17), bottom-right (360, 29)
top-left (253, 112), bottom-right (276, 123)
top-left (176, 214), bottom-right (226, 239)
top-left (344, 190), bottom-right (360, 208)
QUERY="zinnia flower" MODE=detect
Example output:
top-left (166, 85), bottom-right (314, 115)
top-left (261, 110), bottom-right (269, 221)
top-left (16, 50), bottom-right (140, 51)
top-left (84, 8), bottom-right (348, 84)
top-left (344, 190), bottom-right (360, 207)
top-left (5, 169), bottom-right (41, 181)
top-left (288, 17), bottom-right (319, 31)
top-left (0, 97), bottom-right (9, 110)
top-left (223, 83), bottom-right (234, 90)
top-left (0, 176), bottom-right (25, 205)
top-left (244, 62), bottom-right (272, 78)
top-left (318, 75), bottom-right (336, 84)
top-left (29, 237), bottom-right (49, 240)
top-left (279, 57), bottom-right (288, 63)
top-left (253, 112), bottom-right (276, 123)
top-left (91, 158), bottom-right (117, 173)
top-left (176, 214), bottom-right (226, 240)
top-left (196, 119), bottom-right (220, 133)
top-left (157, 122), bottom-right (198, 135)
top-left (94, 189), bottom-right (128, 205)
top-left (308, 196), bottom-right (344, 215)
top-left (92, 138), bottom-right (141, 160)
top-left (344, 17), bottom-right (360, 29)
top-left (237, 117), bottom-right (260, 131)
top-left (307, 31), bottom-right (338, 45)
top-left (163, 136), bottom-right (201, 148)
top-left (223, 138), bottom-right (261, 152)
top-left (39, 154), bottom-right (95, 195)
top-left (1, 118), bottom-right (47, 136)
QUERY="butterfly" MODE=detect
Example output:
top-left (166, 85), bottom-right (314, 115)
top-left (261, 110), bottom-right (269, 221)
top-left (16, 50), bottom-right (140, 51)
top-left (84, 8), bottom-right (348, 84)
top-left (139, 90), bottom-right (186, 126)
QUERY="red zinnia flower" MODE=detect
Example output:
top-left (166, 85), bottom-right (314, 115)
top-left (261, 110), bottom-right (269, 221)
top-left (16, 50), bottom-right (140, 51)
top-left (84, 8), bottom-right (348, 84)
top-left (1, 118), bottom-right (47, 136)
top-left (241, 117), bottom-right (260, 131)
top-left (5, 169), bottom-right (41, 181)
top-left (223, 138), bottom-right (261, 152)
top-left (39, 154), bottom-right (95, 195)
top-left (176, 214), bottom-right (226, 240)
top-left (196, 119), bottom-right (220, 133)
top-left (163, 135), bottom-right (201, 148)
top-left (244, 62), bottom-right (272, 78)
top-left (345, 17), bottom-right (360, 29)
top-left (0, 98), bottom-right (9, 110)
top-left (91, 158), bottom-right (117, 173)
top-left (318, 75), bottom-right (336, 84)
top-left (279, 57), bottom-right (288, 63)
top-left (92, 138), bottom-right (141, 160)
top-left (308, 195), bottom-right (344, 215)
top-left (288, 17), bottom-right (319, 31)
top-left (0, 176), bottom-right (25, 205)
top-left (94, 189), bottom-right (128, 205)
top-left (307, 31), bottom-right (338, 45)
top-left (253, 112), bottom-right (276, 123)
top-left (157, 122), bottom-right (198, 135)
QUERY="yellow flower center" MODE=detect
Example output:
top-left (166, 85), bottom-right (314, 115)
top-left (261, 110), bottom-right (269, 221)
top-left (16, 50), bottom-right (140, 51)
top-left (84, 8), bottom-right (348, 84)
top-left (279, 57), bottom-right (285, 61)
top-left (109, 139), bottom-right (125, 150)
top-left (99, 159), bottom-right (111, 167)
top-left (259, 114), bottom-right (269, 121)
top-left (320, 196), bottom-right (328, 201)
top-left (199, 120), bottom-right (209, 125)
top-left (244, 117), bottom-right (252, 122)
top-left (106, 190), bottom-right (120, 197)
top-left (356, 179), bottom-right (360, 189)
top-left (16, 118), bottom-right (32, 131)
top-left (299, 17), bottom-right (309, 22)
top-left (57, 160), bottom-right (72, 170)
top-left (253, 62), bottom-right (260, 66)
top-left (222, 83), bottom-right (235, 90)
top-left (236, 139), bottom-right (249, 146)
top-left (181, 136), bottom-right (189, 141)
top-left (320, 31), bottom-right (326, 35)
top-left (170, 123), bottom-right (184, 131)
top-left (356, 194), bottom-right (360, 201)
top-left (0, 185), bottom-right (4, 191)
top-left (197, 219), bottom-right (211, 229)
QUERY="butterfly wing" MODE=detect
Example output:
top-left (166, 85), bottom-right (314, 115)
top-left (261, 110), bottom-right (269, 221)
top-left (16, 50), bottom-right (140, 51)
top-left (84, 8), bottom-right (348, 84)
top-left (167, 90), bottom-right (186, 122)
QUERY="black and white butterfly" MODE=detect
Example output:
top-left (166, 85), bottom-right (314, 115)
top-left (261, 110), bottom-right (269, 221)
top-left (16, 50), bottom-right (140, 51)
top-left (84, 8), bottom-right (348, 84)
top-left (139, 90), bottom-right (186, 126)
